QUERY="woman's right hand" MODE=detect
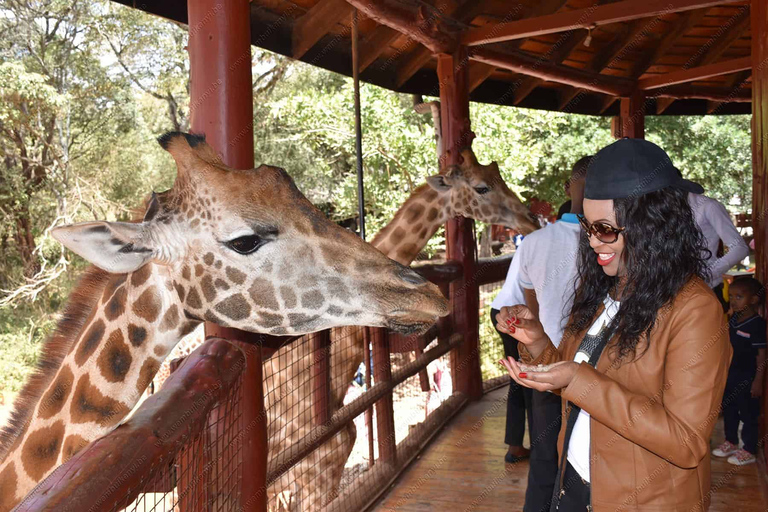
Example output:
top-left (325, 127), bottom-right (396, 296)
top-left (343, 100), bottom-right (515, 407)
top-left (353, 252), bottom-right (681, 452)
top-left (495, 305), bottom-right (548, 347)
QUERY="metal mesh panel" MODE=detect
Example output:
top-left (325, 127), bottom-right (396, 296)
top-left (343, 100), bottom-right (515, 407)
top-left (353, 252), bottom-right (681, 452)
top-left (109, 371), bottom-right (244, 512)
top-left (479, 280), bottom-right (506, 381)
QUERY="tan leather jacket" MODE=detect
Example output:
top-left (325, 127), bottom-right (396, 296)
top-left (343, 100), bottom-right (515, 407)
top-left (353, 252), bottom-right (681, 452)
top-left (520, 277), bottom-right (731, 511)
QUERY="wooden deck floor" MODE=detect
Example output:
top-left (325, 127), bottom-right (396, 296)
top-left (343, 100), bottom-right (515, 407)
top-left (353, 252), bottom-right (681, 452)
top-left (373, 387), bottom-right (768, 512)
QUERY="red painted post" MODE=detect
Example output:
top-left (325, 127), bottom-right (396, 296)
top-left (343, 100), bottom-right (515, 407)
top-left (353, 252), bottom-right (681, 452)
top-left (369, 326), bottom-right (397, 464)
top-left (437, 49), bottom-right (483, 401)
top-left (612, 91), bottom-right (645, 139)
top-left (364, 331), bottom-right (375, 465)
top-left (187, 0), bottom-right (263, 510)
top-left (751, 0), bottom-right (768, 463)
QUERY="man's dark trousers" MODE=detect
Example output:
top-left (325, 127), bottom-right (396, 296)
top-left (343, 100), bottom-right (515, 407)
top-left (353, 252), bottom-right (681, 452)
top-left (524, 389), bottom-right (562, 512)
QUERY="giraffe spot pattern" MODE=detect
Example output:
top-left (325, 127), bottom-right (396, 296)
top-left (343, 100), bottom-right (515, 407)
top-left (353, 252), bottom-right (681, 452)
top-left (248, 279), bottom-right (279, 310)
top-left (189, 218), bottom-right (200, 229)
top-left (280, 286), bottom-right (296, 309)
top-left (174, 282), bottom-right (186, 302)
top-left (70, 374), bottom-right (129, 426)
top-left (38, 365), bottom-right (75, 420)
top-left (287, 313), bottom-right (319, 327)
top-left (201, 274), bottom-right (217, 302)
top-left (257, 311), bottom-right (283, 328)
top-left (101, 274), bottom-right (127, 304)
top-left (160, 305), bottom-right (180, 332)
top-left (390, 227), bottom-right (406, 246)
top-left (137, 358), bottom-right (161, 394)
top-left (297, 274), bottom-right (319, 289)
top-left (427, 207), bottom-right (439, 221)
top-left (128, 323), bottom-right (147, 347)
top-left (61, 434), bottom-right (89, 463)
top-left (226, 266), bottom-right (246, 285)
top-left (398, 243), bottom-right (419, 261)
top-left (214, 260), bottom-right (222, 269)
top-left (203, 252), bottom-right (215, 265)
top-left (320, 244), bottom-right (345, 267)
top-left (132, 287), bottom-right (162, 322)
top-left (195, 264), bottom-right (204, 277)
top-left (182, 265), bottom-right (191, 280)
top-left (130, 264), bottom-right (152, 287)
top-left (21, 420), bottom-right (65, 481)
top-left (214, 294), bottom-right (251, 321)
top-left (326, 278), bottom-right (351, 302)
top-left (97, 330), bottom-right (132, 383)
top-left (75, 319), bottom-right (106, 367)
top-left (406, 203), bottom-right (425, 223)
top-left (301, 290), bottom-right (324, 310)
top-left (186, 287), bottom-right (203, 309)
top-left (327, 305), bottom-right (343, 317)
top-left (423, 188), bottom-right (438, 202)
top-left (410, 223), bottom-right (423, 234)
top-left (0, 462), bottom-right (18, 512)
top-left (104, 286), bottom-right (127, 321)
top-left (261, 260), bottom-right (273, 273)
top-left (179, 321), bottom-right (197, 336)
top-left (214, 278), bottom-right (230, 291)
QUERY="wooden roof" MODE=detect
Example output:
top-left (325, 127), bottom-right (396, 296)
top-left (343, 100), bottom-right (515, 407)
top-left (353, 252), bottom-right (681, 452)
top-left (112, 0), bottom-right (753, 116)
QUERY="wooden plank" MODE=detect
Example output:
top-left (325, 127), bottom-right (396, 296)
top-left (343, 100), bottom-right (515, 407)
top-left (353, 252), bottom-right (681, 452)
top-left (638, 56), bottom-right (752, 89)
top-left (617, 90), bottom-right (645, 138)
top-left (359, 25), bottom-right (401, 72)
top-left (396, 46), bottom-right (433, 87)
top-left (461, 0), bottom-right (740, 46)
top-left (470, 47), bottom-right (634, 97)
top-left (292, 0), bottom-right (353, 59)
top-left (468, 62), bottom-right (497, 92)
top-left (372, 327), bottom-right (397, 464)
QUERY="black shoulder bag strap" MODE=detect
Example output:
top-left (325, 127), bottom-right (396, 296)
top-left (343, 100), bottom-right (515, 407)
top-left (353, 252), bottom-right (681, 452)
top-left (551, 320), bottom-right (617, 509)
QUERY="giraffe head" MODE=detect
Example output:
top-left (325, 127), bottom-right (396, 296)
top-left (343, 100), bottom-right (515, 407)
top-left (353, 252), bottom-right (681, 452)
top-left (52, 132), bottom-right (447, 336)
top-left (426, 149), bottom-right (538, 234)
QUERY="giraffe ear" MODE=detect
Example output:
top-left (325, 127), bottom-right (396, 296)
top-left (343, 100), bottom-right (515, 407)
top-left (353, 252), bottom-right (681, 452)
top-left (52, 221), bottom-right (158, 274)
top-left (426, 174), bottom-right (453, 192)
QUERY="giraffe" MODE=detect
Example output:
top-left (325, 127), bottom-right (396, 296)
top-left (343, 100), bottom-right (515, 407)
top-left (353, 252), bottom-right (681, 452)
top-left (0, 131), bottom-right (450, 511)
top-left (265, 148), bottom-right (539, 510)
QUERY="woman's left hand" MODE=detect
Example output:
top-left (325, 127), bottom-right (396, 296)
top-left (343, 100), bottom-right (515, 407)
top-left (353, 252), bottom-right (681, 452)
top-left (499, 357), bottom-right (580, 392)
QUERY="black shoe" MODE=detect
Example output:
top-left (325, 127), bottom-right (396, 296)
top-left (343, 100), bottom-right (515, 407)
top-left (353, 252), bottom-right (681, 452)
top-left (505, 447), bottom-right (530, 463)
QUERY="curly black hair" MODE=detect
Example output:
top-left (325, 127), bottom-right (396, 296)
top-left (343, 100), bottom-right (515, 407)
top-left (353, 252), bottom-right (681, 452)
top-left (567, 186), bottom-right (711, 362)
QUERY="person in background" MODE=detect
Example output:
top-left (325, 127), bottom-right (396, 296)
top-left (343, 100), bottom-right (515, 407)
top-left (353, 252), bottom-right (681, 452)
top-left (512, 155), bottom-right (591, 512)
top-left (491, 250), bottom-right (533, 463)
top-left (688, 190), bottom-right (749, 310)
top-left (712, 277), bottom-right (766, 466)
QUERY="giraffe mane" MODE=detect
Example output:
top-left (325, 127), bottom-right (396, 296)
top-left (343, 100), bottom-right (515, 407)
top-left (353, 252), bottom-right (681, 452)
top-left (0, 265), bottom-right (112, 461)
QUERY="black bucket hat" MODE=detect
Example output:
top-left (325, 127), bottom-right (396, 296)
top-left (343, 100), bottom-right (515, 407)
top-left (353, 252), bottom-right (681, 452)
top-left (584, 138), bottom-right (703, 200)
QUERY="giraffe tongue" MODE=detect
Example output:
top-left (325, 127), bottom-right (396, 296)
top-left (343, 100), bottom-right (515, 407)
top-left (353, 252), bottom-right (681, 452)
top-left (385, 312), bottom-right (437, 335)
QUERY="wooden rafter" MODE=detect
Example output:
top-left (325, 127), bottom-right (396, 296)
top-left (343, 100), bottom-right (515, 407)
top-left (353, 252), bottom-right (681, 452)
top-left (600, 9), bottom-right (707, 113)
top-left (645, 84), bottom-right (752, 101)
top-left (293, 0), bottom-right (353, 59)
top-left (708, 70), bottom-right (752, 113)
top-left (468, 62), bottom-right (497, 92)
top-left (358, 25), bottom-right (402, 72)
top-left (469, 47), bottom-right (634, 96)
top-left (461, 0), bottom-right (741, 46)
top-left (657, 5), bottom-right (750, 112)
top-left (638, 56), bottom-right (752, 90)
top-left (557, 16), bottom-right (658, 109)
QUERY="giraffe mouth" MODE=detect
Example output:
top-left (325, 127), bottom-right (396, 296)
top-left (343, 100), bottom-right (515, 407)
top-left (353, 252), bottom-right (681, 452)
top-left (385, 311), bottom-right (439, 335)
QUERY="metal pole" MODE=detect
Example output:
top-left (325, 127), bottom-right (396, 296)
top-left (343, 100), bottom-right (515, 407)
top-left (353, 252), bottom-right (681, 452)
top-left (352, 9), bottom-right (366, 240)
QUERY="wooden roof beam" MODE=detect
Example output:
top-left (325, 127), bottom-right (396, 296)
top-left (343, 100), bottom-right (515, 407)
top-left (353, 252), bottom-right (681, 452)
top-left (469, 47), bottom-right (634, 96)
top-left (638, 56), bottom-right (752, 90)
top-left (468, 62), bottom-right (497, 92)
top-left (645, 84), bottom-right (751, 102)
top-left (293, 0), bottom-right (354, 59)
top-left (344, 0), bottom-right (456, 54)
top-left (358, 26), bottom-right (402, 72)
top-left (462, 0), bottom-right (739, 46)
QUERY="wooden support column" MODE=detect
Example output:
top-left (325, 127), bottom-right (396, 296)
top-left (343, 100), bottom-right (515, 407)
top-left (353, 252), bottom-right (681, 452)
top-left (437, 48), bottom-right (483, 401)
top-left (187, 1), bottom-right (264, 510)
top-left (751, 0), bottom-right (768, 462)
top-left (311, 330), bottom-right (332, 425)
top-left (611, 91), bottom-right (645, 139)
top-left (369, 326), bottom-right (397, 464)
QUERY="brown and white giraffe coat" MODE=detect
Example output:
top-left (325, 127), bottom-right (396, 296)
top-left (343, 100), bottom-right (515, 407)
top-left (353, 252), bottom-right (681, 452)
top-left (264, 148), bottom-right (539, 510)
top-left (0, 132), bottom-right (448, 511)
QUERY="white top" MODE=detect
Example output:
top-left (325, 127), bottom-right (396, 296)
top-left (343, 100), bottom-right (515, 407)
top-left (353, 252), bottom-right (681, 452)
top-left (567, 295), bottom-right (621, 483)
top-left (688, 193), bottom-right (749, 287)
top-left (490, 243), bottom-right (526, 311)
top-left (516, 214), bottom-right (581, 348)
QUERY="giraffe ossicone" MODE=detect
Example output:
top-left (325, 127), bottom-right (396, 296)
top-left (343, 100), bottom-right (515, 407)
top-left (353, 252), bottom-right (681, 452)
top-left (0, 131), bottom-right (448, 511)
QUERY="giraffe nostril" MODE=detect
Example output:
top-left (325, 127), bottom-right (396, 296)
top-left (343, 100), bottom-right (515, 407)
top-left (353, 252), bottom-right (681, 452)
top-left (399, 267), bottom-right (427, 286)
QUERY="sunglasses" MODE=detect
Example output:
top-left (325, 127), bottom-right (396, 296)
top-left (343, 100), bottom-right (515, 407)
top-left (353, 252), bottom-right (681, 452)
top-left (577, 215), bottom-right (625, 244)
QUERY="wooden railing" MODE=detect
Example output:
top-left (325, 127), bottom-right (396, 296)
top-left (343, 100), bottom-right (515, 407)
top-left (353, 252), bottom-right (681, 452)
top-left (16, 254), bottom-right (515, 512)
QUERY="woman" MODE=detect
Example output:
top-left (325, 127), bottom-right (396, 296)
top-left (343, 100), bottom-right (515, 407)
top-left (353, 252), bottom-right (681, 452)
top-left (497, 138), bottom-right (731, 512)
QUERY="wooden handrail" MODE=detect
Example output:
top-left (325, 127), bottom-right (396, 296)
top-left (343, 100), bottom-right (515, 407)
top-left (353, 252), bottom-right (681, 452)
top-left (412, 260), bottom-right (463, 284)
top-left (15, 338), bottom-right (245, 512)
top-left (476, 254), bottom-right (513, 286)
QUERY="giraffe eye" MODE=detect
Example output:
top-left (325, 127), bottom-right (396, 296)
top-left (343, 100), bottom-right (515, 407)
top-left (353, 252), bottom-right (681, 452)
top-left (226, 235), bottom-right (267, 255)
top-left (474, 186), bottom-right (490, 195)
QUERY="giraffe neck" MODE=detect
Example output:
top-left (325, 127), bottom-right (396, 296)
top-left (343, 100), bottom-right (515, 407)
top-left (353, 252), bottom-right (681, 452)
top-left (0, 263), bottom-right (191, 510)
top-left (370, 184), bottom-right (450, 265)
